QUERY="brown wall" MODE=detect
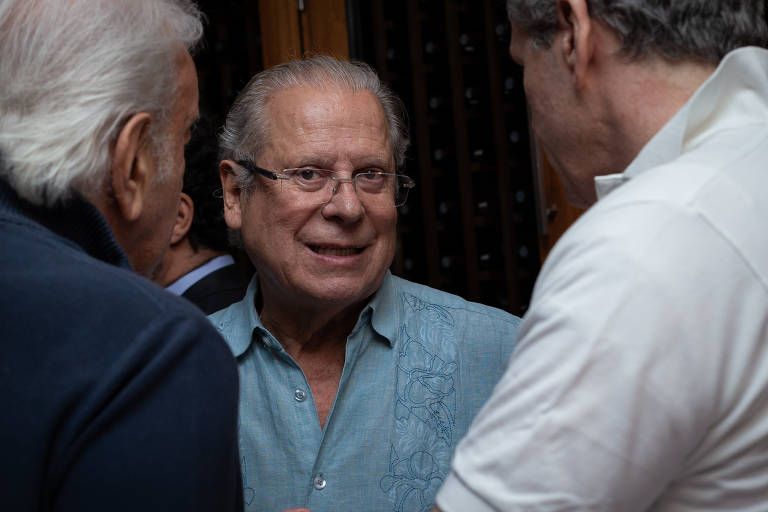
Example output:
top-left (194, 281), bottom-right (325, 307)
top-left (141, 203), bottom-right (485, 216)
top-left (258, 0), bottom-right (349, 68)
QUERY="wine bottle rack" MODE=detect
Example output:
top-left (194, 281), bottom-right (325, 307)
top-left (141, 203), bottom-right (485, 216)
top-left (194, 0), bottom-right (264, 127)
top-left (349, 0), bottom-right (541, 314)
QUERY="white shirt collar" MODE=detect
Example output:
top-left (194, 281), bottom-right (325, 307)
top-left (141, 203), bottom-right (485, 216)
top-left (165, 254), bottom-right (235, 296)
top-left (594, 46), bottom-right (768, 199)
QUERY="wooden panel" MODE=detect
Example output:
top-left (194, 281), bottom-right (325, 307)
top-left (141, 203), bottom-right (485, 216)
top-left (257, 0), bottom-right (302, 68)
top-left (356, 0), bottom-right (540, 314)
top-left (194, 0), bottom-right (264, 125)
top-left (257, 0), bottom-right (349, 69)
top-left (444, 1), bottom-right (480, 298)
top-left (301, 0), bottom-right (350, 58)
top-left (534, 148), bottom-right (584, 262)
top-left (400, 0), bottom-right (441, 286)
top-left (481, 1), bottom-right (522, 311)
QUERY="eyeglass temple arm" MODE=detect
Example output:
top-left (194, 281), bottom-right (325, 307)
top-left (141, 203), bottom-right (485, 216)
top-left (235, 160), bottom-right (280, 180)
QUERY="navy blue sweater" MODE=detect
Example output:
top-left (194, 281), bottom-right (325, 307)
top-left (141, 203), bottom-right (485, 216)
top-left (0, 179), bottom-right (243, 511)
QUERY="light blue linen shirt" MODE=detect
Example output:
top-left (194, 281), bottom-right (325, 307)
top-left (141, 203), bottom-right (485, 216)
top-left (209, 270), bottom-right (520, 512)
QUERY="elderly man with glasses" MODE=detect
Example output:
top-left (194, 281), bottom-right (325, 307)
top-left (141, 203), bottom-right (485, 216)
top-left (210, 55), bottom-right (520, 512)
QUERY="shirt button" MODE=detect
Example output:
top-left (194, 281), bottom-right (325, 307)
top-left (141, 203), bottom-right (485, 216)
top-left (294, 389), bottom-right (307, 402)
top-left (313, 474), bottom-right (327, 490)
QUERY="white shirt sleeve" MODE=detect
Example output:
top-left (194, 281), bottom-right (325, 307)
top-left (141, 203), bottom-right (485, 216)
top-left (436, 201), bottom-right (756, 511)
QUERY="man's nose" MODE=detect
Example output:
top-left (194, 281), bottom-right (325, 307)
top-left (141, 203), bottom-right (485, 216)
top-left (321, 178), bottom-right (364, 221)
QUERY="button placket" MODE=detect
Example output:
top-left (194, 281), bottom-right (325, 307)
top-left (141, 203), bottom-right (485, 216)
top-left (312, 474), bottom-right (326, 490)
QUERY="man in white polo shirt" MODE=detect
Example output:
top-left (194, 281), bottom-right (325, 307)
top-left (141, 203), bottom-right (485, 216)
top-left (435, 0), bottom-right (768, 510)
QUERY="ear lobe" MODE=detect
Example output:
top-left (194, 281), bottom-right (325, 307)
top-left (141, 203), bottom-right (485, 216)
top-left (170, 192), bottom-right (193, 245)
top-left (220, 160), bottom-right (243, 230)
top-left (110, 112), bottom-right (153, 222)
top-left (556, 0), bottom-right (593, 88)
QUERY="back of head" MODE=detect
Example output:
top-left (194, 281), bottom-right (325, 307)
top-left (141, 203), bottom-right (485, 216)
top-left (183, 119), bottom-right (230, 253)
top-left (0, 0), bottom-right (203, 207)
top-left (219, 55), bottom-right (410, 190)
top-left (507, 0), bottom-right (768, 63)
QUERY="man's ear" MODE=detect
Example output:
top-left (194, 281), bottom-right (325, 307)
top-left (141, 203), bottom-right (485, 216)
top-left (170, 192), bottom-right (194, 245)
top-left (556, 0), bottom-right (594, 88)
top-left (220, 160), bottom-right (243, 230)
top-left (110, 112), bottom-right (154, 222)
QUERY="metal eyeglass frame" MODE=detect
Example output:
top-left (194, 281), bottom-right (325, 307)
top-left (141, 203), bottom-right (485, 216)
top-left (234, 159), bottom-right (415, 207)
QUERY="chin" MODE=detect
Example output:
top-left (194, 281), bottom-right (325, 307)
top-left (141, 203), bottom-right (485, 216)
top-left (306, 276), bottom-right (381, 307)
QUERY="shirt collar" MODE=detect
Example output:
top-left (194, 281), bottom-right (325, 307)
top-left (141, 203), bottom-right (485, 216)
top-left (166, 254), bottom-right (235, 295)
top-left (594, 46), bottom-right (768, 199)
top-left (213, 274), bottom-right (263, 357)
top-left (366, 270), bottom-right (399, 348)
top-left (218, 270), bottom-right (399, 358)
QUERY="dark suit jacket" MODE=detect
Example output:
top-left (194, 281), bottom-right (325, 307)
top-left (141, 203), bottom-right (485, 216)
top-left (182, 263), bottom-right (252, 315)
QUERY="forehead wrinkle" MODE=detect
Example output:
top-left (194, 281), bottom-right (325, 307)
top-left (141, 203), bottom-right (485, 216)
top-left (265, 86), bottom-right (393, 169)
top-left (288, 132), bottom-right (392, 170)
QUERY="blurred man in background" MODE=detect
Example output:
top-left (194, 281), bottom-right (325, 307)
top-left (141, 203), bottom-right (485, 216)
top-left (154, 119), bottom-right (252, 314)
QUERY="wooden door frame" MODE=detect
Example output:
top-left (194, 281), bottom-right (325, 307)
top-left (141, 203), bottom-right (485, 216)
top-left (257, 0), bottom-right (349, 69)
top-left (531, 143), bottom-right (584, 262)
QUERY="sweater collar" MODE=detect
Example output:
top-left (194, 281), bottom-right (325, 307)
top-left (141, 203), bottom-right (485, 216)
top-left (0, 177), bottom-right (131, 270)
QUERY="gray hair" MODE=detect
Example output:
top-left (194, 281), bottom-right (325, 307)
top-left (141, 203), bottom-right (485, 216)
top-left (219, 55), bottom-right (410, 191)
top-left (507, 0), bottom-right (768, 63)
top-left (0, 0), bottom-right (203, 206)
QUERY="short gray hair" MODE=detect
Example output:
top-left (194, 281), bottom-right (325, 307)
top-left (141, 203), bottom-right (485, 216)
top-left (0, 0), bottom-right (203, 206)
top-left (507, 0), bottom-right (768, 63)
top-left (220, 55), bottom-right (410, 191)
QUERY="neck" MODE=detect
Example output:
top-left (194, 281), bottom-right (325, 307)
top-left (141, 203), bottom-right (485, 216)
top-left (601, 56), bottom-right (716, 173)
top-left (259, 292), bottom-right (361, 430)
top-left (155, 239), bottom-right (225, 287)
top-left (258, 288), bottom-right (367, 360)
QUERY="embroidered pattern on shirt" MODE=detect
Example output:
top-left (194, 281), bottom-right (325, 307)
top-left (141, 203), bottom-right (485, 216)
top-left (381, 293), bottom-right (458, 512)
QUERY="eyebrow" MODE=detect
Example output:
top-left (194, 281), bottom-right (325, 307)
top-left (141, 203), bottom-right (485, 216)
top-left (357, 160), bottom-right (393, 171)
top-left (291, 156), bottom-right (392, 170)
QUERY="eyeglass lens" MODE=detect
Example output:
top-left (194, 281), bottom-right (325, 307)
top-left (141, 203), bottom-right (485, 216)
top-left (283, 170), bottom-right (411, 207)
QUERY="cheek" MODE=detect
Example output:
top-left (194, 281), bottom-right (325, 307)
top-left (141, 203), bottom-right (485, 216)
top-left (155, 196), bottom-right (181, 247)
top-left (374, 211), bottom-right (398, 255)
top-left (525, 91), bottom-right (554, 141)
top-left (161, 149), bottom-right (185, 201)
top-left (241, 200), bottom-right (304, 251)
top-left (522, 75), bottom-right (540, 130)
top-left (522, 65), bottom-right (555, 121)
top-left (173, 150), bottom-right (186, 184)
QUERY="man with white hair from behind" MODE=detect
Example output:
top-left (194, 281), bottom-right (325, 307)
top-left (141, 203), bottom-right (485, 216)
top-left (0, 0), bottom-right (242, 510)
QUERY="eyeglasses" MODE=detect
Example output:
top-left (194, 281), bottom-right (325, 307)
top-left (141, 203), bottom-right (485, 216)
top-left (234, 160), bottom-right (415, 208)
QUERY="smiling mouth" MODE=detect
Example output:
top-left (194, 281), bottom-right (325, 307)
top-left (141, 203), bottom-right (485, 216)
top-left (309, 245), bottom-right (364, 256)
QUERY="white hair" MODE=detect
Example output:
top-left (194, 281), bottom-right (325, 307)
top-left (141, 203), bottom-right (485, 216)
top-left (0, 0), bottom-right (203, 206)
